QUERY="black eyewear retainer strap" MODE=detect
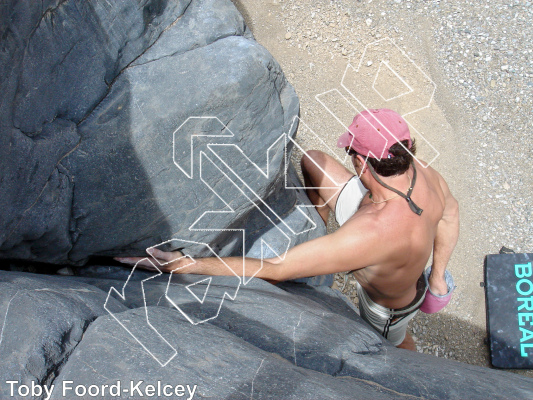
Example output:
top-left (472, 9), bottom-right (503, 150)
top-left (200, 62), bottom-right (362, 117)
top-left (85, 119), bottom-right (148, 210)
top-left (366, 161), bottom-right (424, 216)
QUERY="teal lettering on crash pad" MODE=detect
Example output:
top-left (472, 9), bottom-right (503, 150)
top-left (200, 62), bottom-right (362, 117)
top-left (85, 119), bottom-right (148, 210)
top-left (515, 262), bottom-right (533, 357)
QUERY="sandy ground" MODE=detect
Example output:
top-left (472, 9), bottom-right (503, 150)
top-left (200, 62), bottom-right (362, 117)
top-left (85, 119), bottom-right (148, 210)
top-left (233, 0), bottom-right (533, 377)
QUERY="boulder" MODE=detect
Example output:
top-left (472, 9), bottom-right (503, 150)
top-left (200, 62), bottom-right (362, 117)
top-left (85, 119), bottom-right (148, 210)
top-left (0, 0), bottom-right (323, 266)
top-left (1, 269), bottom-right (532, 399)
top-left (0, 270), bottom-right (127, 395)
top-left (3, 2), bottom-right (531, 398)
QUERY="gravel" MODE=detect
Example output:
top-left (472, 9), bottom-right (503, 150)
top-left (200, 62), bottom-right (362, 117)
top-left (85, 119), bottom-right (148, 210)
top-left (236, 0), bottom-right (532, 377)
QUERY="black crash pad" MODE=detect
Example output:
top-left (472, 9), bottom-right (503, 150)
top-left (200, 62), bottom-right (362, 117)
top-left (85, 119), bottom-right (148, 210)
top-left (485, 253), bottom-right (533, 368)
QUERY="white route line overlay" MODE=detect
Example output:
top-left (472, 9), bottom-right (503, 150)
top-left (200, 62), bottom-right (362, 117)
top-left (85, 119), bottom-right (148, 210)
top-left (104, 248), bottom-right (242, 363)
top-left (171, 116), bottom-right (345, 280)
top-left (172, 116), bottom-right (233, 179)
top-left (197, 149), bottom-right (290, 282)
top-left (186, 277), bottom-right (212, 304)
top-left (105, 114), bottom-right (337, 364)
top-left (106, 36), bottom-right (444, 366)
top-left (159, 240), bottom-right (241, 325)
top-left (315, 36), bottom-right (440, 166)
top-left (172, 117), bottom-right (289, 282)
top-left (104, 259), bottom-right (177, 367)
top-left (347, 37), bottom-right (436, 118)
top-left (372, 60), bottom-right (414, 102)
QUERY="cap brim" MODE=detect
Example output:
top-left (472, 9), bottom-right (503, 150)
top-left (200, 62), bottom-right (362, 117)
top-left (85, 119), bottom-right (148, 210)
top-left (337, 131), bottom-right (354, 148)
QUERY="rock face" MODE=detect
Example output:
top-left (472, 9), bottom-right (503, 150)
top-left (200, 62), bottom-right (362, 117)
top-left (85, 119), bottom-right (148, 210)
top-left (1, 268), bottom-right (533, 400)
top-left (0, 0), bottom-right (323, 266)
top-left (4, 2), bottom-right (532, 398)
top-left (0, 270), bottom-right (128, 393)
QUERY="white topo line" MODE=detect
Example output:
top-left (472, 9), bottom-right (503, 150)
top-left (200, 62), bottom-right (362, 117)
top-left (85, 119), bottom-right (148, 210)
top-left (106, 36), bottom-right (444, 367)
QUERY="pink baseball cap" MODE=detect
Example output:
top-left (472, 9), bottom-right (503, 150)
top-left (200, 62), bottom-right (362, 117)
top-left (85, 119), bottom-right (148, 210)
top-left (337, 109), bottom-right (412, 159)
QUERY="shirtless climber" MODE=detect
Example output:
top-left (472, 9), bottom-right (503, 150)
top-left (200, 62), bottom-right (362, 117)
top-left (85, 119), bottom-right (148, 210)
top-left (116, 108), bottom-right (460, 350)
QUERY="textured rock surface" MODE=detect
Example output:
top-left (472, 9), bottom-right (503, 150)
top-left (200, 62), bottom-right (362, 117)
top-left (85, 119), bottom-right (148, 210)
top-left (0, 0), bottom-right (323, 266)
top-left (0, 271), bottom-right (127, 396)
top-left (2, 269), bottom-right (532, 399)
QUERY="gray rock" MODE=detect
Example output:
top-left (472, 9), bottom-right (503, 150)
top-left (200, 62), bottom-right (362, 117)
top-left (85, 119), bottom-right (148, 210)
top-left (1, 270), bottom-right (533, 399)
top-left (0, 270), bottom-right (127, 398)
top-left (50, 307), bottom-right (396, 400)
top-left (0, 0), bottom-right (323, 266)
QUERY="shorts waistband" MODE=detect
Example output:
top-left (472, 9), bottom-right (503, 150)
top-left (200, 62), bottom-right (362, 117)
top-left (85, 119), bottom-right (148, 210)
top-left (357, 274), bottom-right (428, 318)
top-left (388, 274), bottom-right (428, 317)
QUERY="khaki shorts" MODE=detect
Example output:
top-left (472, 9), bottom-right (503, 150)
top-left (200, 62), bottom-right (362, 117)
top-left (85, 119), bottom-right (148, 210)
top-left (357, 277), bottom-right (427, 346)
